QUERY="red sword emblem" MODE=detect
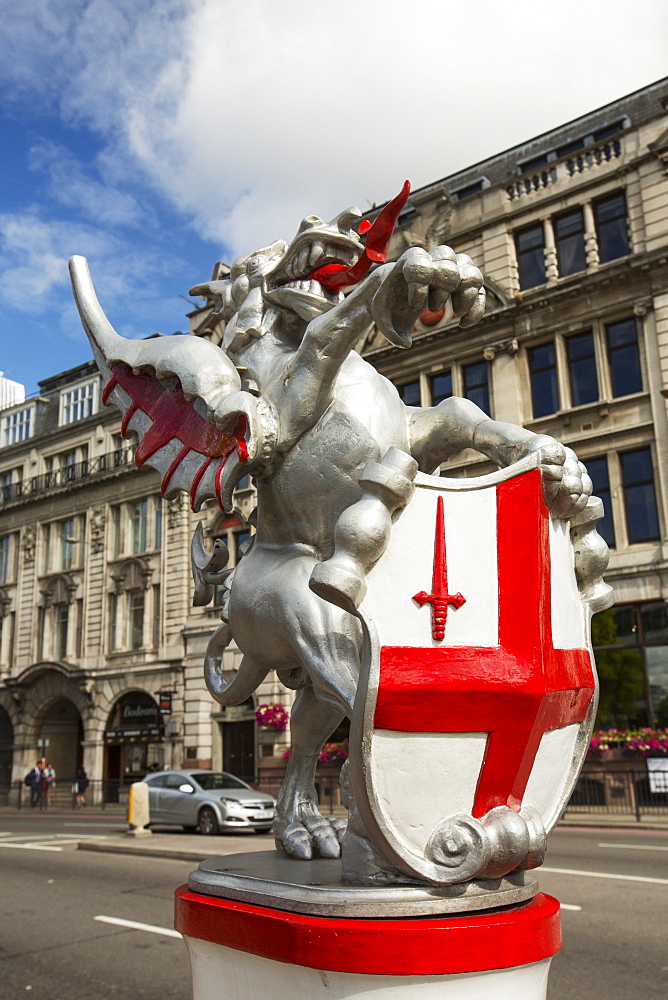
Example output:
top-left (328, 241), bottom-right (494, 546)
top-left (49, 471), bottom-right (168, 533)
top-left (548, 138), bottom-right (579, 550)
top-left (413, 495), bottom-right (465, 640)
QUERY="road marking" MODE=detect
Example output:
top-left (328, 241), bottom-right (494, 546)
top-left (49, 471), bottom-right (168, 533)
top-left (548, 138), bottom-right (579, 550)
top-left (598, 842), bottom-right (668, 852)
top-left (542, 866), bottom-right (668, 885)
top-left (94, 915), bottom-right (181, 939)
top-left (559, 903), bottom-right (582, 911)
top-left (0, 842), bottom-right (63, 852)
top-left (36, 839), bottom-right (84, 846)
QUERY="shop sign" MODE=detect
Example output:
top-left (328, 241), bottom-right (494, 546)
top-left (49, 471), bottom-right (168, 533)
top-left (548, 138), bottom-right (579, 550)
top-left (105, 726), bottom-right (163, 743)
top-left (121, 702), bottom-right (159, 725)
top-left (647, 758), bottom-right (668, 793)
top-left (158, 692), bottom-right (173, 715)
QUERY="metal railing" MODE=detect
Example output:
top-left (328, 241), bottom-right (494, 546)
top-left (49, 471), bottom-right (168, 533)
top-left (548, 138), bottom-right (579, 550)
top-left (5, 778), bottom-right (132, 811)
top-left (0, 448), bottom-right (135, 507)
top-left (254, 773), bottom-right (340, 815)
top-left (4, 769), bottom-right (664, 821)
top-left (564, 769), bottom-right (668, 821)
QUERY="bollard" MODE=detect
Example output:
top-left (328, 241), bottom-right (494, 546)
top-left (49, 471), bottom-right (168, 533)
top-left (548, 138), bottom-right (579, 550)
top-left (127, 781), bottom-right (152, 837)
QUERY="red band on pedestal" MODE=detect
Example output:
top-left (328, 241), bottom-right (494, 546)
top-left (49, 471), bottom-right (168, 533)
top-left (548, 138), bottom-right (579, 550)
top-left (175, 887), bottom-right (561, 976)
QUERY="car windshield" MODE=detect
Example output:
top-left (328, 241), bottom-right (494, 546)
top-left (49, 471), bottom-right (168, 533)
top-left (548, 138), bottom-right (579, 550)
top-left (191, 772), bottom-right (248, 790)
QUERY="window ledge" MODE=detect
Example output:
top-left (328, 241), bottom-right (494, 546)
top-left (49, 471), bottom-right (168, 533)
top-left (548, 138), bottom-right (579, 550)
top-left (526, 391), bottom-right (650, 426)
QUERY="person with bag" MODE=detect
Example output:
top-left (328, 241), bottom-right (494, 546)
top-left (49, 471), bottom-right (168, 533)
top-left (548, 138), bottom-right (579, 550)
top-left (73, 766), bottom-right (89, 809)
top-left (26, 762), bottom-right (42, 808)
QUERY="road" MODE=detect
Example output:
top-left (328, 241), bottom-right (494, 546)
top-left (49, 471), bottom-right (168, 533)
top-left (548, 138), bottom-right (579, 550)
top-left (0, 814), bottom-right (666, 999)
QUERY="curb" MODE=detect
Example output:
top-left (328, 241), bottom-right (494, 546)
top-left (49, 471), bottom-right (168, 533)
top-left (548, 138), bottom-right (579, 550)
top-left (78, 840), bottom-right (210, 863)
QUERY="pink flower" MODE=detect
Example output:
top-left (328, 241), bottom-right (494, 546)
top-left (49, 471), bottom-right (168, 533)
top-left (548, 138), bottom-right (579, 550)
top-left (255, 703), bottom-right (289, 731)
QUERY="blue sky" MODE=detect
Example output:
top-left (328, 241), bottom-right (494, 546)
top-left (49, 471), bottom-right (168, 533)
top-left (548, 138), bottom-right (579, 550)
top-left (1, 0), bottom-right (667, 396)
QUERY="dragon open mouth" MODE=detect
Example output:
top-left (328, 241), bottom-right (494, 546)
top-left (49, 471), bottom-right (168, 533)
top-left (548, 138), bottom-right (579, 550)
top-left (274, 180), bottom-right (411, 299)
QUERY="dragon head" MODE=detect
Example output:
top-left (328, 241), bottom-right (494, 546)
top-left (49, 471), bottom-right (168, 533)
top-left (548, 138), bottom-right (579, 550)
top-left (191, 182), bottom-right (410, 348)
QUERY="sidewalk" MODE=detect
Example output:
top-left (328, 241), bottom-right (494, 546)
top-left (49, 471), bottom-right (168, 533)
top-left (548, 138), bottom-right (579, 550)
top-left (559, 810), bottom-right (668, 830)
top-left (75, 811), bottom-right (667, 863)
top-left (78, 829), bottom-right (276, 863)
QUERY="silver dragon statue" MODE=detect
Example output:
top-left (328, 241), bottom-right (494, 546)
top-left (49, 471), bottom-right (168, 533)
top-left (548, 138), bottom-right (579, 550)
top-left (70, 181), bottom-right (604, 887)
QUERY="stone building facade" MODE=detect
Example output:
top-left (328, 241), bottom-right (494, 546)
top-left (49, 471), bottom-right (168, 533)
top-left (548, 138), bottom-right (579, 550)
top-left (2, 78), bottom-right (667, 799)
top-left (0, 362), bottom-right (288, 800)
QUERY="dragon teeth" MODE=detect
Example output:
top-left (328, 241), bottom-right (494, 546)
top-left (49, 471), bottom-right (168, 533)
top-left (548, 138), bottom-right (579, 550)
top-left (308, 241), bottom-right (325, 269)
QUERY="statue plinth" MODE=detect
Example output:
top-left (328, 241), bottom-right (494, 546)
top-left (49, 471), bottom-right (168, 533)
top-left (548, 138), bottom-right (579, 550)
top-left (176, 857), bottom-right (561, 1000)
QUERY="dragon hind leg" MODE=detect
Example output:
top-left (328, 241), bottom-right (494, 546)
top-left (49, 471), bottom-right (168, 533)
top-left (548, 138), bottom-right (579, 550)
top-left (274, 683), bottom-right (347, 860)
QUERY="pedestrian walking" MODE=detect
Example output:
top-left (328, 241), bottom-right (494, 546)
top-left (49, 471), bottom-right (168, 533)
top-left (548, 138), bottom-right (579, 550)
top-left (72, 766), bottom-right (89, 808)
top-left (40, 761), bottom-right (55, 810)
top-left (26, 761), bottom-right (42, 808)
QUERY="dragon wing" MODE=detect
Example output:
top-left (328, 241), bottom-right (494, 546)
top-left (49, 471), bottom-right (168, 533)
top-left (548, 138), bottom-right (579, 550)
top-left (69, 256), bottom-right (273, 512)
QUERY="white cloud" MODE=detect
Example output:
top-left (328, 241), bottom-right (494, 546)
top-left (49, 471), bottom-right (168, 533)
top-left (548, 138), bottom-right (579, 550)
top-left (28, 141), bottom-right (145, 228)
top-left (1, 0), bottom-right (667, 260)
top-left (0, 208), bottom-right (185, 347)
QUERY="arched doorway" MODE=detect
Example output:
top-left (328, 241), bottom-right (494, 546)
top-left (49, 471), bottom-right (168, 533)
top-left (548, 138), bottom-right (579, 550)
top-left (104, 691), bottom-right (164, 797)
top-left (38, 699), bottom-right (83, 781)
top-left (0, 707), bottom-right (13, 801)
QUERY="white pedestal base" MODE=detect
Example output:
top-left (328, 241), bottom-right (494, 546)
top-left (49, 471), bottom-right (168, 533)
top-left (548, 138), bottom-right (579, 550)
top-left (185, 936), bottom-right (552, 1000)
top-left (175, 886), bottom-right (560, 1000)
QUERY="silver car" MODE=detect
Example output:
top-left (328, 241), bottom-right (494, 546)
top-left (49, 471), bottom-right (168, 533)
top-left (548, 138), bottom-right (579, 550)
top-left (142, 769), bottom-right (276, 835)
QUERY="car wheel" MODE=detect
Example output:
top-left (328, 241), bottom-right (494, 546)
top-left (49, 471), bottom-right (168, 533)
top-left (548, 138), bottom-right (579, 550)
top-left (197, 807), bottom-right (219, 836)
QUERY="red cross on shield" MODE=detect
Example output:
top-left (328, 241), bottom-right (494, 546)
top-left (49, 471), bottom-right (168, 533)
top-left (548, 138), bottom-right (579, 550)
top-left (350, 458), bottom-right (600, 885)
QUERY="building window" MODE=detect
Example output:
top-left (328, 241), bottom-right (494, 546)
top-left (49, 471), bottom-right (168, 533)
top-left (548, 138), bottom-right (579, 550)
top-left (128, 589), bottom-right (145, 649)
top-left (594, 192), bottom-right (629, 263)
top-left (452, 178), bottom-right (487, 201)
top-left (463, 361), bottom-right (490, 415)
top-left (0, 535), bottom-right (14, 583)
top-left (398, 380), bottom-right (421, 406)
top-left (593, 601), bottom-right (668, 728)
top-left (566, 331), bottom-right (599, 406)
top-left (606, 318), bottom-right (642, 397)
top-left (554, 208), bottom-right (586, 276)
top-left (36, 606), bottom-right (45, 661)
top-left (108, 593), bottom-right (118, 652)
top-left (111, 506), bottom-right (122, 558)
top-left (1, 406), bottom-right (32, 447)
top-left (518, 153), bottom-right (549, 174)
top-left (59, 379), bottom-right (97, 425)
top-left (60, 450), bottom-right (78, 483)
top-left (60, 519), bottom-right (75, 570)
top-left (528, 342), bottom-right (559, 418)
top-left (430, 371), bottom-right (452, 405)
top-left (212, 518), bottom-right (253, 606)
top-left (586, 457), bottom-right (615, 548)
top-left (233, 530), bottom-right (250, 564)
top-left (621, 448), bottom-right (660, 543)
top-left (54, 602), bottom-right (69, 660)
top-left (75, 598), bottom-right (84, 658)
top-left (152, 585), bottom-right (161, 648)
top-left (130, 500), bottom-right (148, 555)
top-left (153, 498), bottom-right (162, 550)
top-left (1, 466), bottom-right (22, 502)
top-left (515, 224), bottom-right (545, 290)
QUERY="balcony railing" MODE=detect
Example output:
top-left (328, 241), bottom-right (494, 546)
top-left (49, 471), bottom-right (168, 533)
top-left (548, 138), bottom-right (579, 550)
top-left (506, 137), bottom-right (623, 201)
top-left (1, 448), bottom-right (136, 506)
